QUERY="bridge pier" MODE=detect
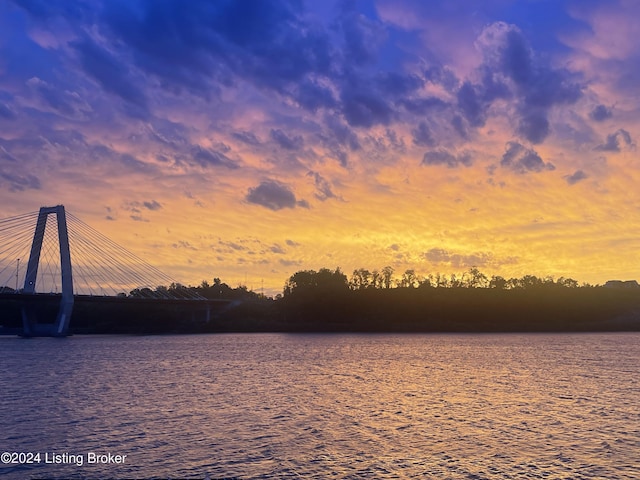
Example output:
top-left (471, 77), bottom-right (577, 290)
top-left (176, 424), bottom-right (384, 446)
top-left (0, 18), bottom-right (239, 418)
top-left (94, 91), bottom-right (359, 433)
top-left (21, 205), bottom-right (74, 337)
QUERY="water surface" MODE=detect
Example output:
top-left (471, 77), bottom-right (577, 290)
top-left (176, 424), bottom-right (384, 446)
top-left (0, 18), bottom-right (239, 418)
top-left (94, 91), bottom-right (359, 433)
top-left (0, 333), bottom-right (638, 479)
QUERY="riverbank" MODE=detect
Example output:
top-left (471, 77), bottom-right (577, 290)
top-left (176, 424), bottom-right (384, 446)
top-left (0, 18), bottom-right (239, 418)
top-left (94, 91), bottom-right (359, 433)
top-left (2, 285), bottom-right (640, 335)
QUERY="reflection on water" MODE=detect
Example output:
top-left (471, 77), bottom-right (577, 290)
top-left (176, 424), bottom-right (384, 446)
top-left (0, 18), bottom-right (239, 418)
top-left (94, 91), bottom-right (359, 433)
top-left (0, 333), bottom-right (638, 479)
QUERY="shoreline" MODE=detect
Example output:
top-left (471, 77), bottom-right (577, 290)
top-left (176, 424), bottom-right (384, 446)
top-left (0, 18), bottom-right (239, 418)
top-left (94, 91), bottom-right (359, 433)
top-left (2, 285), bottom-right (640, 335)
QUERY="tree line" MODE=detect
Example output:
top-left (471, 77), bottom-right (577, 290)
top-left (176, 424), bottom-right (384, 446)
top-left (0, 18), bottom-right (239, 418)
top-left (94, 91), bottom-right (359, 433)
top-left (0, 265), bottom-right (595, 300)
top-left (4, 266), bottom-right (639, 334)
top-left (120, 266), bottom-right (591, 301)
top-left (283, 266), bottom-right (584, 297)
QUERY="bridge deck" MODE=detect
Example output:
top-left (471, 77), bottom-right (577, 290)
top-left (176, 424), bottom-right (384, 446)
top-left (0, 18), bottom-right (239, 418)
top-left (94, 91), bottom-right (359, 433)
top-left (0, 293), bottom-right (238, 336)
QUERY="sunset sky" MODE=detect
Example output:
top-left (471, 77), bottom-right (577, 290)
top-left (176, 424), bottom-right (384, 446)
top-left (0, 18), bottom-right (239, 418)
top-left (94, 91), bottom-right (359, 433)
top-left (1, 0), bottom-right (639, 295)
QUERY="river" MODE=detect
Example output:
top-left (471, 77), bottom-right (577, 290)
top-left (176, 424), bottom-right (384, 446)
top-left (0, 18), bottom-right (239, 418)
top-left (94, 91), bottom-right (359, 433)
top-left (0, 333), bottom-right (638, 479)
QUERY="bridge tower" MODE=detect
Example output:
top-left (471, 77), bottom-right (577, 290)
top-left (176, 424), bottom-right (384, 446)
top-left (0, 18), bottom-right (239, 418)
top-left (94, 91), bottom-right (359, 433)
top-left (21, 205), bottom-right (74, 337)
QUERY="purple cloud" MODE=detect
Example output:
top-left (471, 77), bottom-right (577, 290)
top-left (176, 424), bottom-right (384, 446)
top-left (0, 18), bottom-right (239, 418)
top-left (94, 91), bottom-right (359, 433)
top-left (500, 142), bottom-right (554, 174)
top-left (246, 180), bottom-right (307, 211)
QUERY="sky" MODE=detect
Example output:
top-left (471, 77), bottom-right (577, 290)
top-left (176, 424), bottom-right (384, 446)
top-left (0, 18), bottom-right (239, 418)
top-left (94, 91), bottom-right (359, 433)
top-left (1, 0), bottom-right (639, 295)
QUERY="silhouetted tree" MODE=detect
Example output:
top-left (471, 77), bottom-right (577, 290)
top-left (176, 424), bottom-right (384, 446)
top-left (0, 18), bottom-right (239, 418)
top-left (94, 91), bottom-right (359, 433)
top-left (449, 273), bottom-right (464, 288)
top-left (284, 267), bottom-right (348, 296)
top-left (130, 287), bottom-right (154, 298)
top-left (400, 269), bottom-right (417, 288)
top-left (371, 269), bottom-right (382, 289)
top-left (434, 273), bottom-right (449, 288)
top-left (350, 268), bottom-right (372, 290)
top-left (557, 276), bottom-right (579, 288)
top-left (419, 275), bottom-right (434, 288)
top-left (466, 267), bottom-right (489, 288)
top-left (196, 277), bottom-right (243, 299)
top-left (381, 266), bottom-right (394, 289)
top-left (489, 275), bottom-right (508, 289)
top-left (515, 275), bottom-right (543, 289)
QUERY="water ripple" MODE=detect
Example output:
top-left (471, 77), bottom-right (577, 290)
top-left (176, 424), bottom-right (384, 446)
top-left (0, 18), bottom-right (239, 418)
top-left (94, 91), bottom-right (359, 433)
top-left (0, 333), bottom-right (638, 479)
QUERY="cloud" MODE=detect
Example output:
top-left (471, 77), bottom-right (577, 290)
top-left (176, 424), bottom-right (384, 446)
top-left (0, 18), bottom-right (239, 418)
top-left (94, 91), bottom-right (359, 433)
top-left (451, 115), bottom-right (467, 139)
top-left (478, 23), bottom-right (582, 105)
top-left (82, 142), bottom-right (159, 175)
top-left (279, 258), bottom-right (302, 267)
top-left (423, 64), bottom-right (459, 92)
top-left (564, 170), bottom-right (588, 185)
top-left (589, 104), bottom-right (612, 122)
top-left (218, 240), bottom-right (246, 252)
top-left (456, 81), bottom-right (488, 128)
top-left (123, 200), bottom-right (163, 216)
top-left (172, 240), bottom-right (197, 250)
top-left (0, 145), bottom-right (18, 162)
top-left (145, 121), bottom-right (190, 149)
top-left (104, 206), bottom-right (115, 221)
top-left (425, 247), bottom-right (518, 269)
top-left (270, 244), bottom-right (285, 254)
top-left (26, 77), bottom-right (89, 117)
top-left (308, 171), bottom-right (339, 201)
top-left (562, 1), bottom-right (640, 98)
top-left (412, 121), bottom-right (435, 147)
top-left (318, 116), bottom-right (360, 167)
top-left (516, 110), bottom-right (549, 145)
top-left (270, 129), bottom-right (304, 151)
top-left (424, 248), bottom-right (492, 268)
top-left (232, 131), bottom-right (261, 146)
top-left (376, 72), bottom-right (424, 98)
top-left (474, 22), bottom-right (582, 144)
top-left (143, 200), bottom-right (162, 211)
top-left (119, 153), bottom-right (156, 174)
top-left (337, 5), bottom-right (386, 66)
top-left (340, 81), bottom-right (394, 128)
top-left (422, 148), bottom-right (472, 168)
top-left (324, 116), bottom-right (360, 151)
top-left (0, 102), bottom-right (17, 120)
top-left (400, 96), bottom-right (449, 115)
top-left (594, 129), bottom-right (634, 152)
top-left (292, 78), bottom-right (337, 112)
top-left (0, 171), bottom-right (41, 191)
top-left (101, 0), bottom-right (334, 105)
top-left (500, 141), bottom-right (555, 174)
top-left (191, 146), bottom-right (238, 168)
top-left (246, 180), bottom-right (307, 211)
top-left (0, 129), bottom-right (161, 184)
top-left (71, 36), bottom-right (148, 111)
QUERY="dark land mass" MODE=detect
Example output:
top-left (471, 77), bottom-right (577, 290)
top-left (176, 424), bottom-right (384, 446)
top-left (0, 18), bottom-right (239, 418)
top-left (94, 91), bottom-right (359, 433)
top-left (2, 284), bottom-right (640, 335)
top-left (278, 286), bottom-right (640, 333)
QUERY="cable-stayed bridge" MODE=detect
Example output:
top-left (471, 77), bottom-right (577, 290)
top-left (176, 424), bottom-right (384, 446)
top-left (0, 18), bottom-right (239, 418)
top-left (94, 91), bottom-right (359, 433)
top-left (0, 205), bottom-right (225, 337)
